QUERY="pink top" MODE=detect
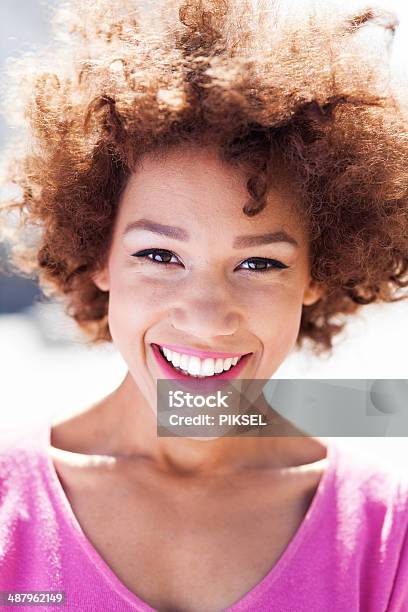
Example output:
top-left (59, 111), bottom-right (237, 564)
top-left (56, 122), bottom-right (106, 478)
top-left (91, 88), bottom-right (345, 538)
top-left (1, 423), bottom-right (408, 611)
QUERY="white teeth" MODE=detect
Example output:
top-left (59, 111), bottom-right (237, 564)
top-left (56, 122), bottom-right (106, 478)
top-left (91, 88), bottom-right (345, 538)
top-left (179, 354), bottom-right (190, 370)
top-left (159, 346), bottom-right (245, 377)
top-left (214, 358), bottom-right (224, 374)
top-left (171, 352), bottom-right (181, 367)
top-left (187, 356), bottom-right (201, 376)
top-left (201, 358), bottom-right (215, 376)
top-left (223, 357), bottom-right (233, 371)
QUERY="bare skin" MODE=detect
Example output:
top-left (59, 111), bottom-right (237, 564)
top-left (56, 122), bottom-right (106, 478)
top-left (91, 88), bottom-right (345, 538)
top-left (50, 392), bottom-right (327, 612)
top-left (49, 145), bottom-right (328, 612)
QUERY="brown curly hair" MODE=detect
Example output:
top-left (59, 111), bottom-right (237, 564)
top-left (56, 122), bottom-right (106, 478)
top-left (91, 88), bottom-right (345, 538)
top-left (1, 0), bottom-right (408, 356)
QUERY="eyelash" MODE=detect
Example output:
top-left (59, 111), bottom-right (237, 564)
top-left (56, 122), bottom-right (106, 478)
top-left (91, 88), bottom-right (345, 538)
top-left (132, 249), bottom-right (289, 273)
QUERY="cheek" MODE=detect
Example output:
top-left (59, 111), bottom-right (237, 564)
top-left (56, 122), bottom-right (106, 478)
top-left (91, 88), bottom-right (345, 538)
top-left (242, 277), bottom-right (306, 325)
top-left (244, 281), bottom-right (306, 372)
top-left (105, 271), bottom-right (163, 350)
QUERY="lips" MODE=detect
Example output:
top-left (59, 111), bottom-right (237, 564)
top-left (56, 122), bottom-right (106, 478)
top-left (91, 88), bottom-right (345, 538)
top-left (159, 343), bottom-right (246, 360)
top-left (151, 343), bottom-right (252, 382)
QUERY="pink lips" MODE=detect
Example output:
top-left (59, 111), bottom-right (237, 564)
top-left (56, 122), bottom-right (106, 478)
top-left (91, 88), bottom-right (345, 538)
top-left (158, 343), bottom-right (246, 360)
top-left (151, 343), bottom-right (252, 382)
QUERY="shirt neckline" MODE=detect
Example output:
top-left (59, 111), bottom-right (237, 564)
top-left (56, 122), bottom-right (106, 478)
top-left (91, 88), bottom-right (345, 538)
top-left (42, 422), bottom-right (339, 611)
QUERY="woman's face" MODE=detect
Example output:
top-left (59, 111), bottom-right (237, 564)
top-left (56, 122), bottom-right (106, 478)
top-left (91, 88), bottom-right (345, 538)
top-left (93, 145), bottom-right (322, 410)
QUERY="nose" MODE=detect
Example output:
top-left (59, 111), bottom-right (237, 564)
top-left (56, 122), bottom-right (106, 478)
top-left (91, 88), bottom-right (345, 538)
top-left (168, 271), bottom-right (242, 339)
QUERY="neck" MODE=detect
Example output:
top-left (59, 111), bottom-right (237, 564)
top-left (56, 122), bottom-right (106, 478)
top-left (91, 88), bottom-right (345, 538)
top-left (91, 371), bottom-right (327, 477)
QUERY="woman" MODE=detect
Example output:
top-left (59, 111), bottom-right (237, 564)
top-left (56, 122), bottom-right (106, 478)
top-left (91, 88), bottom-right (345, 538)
top-left (0, 1), bottom-right (408, 610)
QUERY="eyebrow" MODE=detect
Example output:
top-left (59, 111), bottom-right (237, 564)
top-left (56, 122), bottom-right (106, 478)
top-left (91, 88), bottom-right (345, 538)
top-left (123, 219), bottom-right (189, 241)
top-left (233, 231), bottom-right (298, 249)
top-left (123, 218), bottom-right (299, 248)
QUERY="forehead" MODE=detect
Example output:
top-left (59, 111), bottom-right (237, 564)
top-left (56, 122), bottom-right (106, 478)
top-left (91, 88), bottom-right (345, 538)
top-left (118, 145), bottom-right (306, 237)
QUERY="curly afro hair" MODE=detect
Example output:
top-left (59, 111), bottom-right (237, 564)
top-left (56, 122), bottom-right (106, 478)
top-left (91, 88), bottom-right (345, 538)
top-left (1, 0), bottom-right (408, 356)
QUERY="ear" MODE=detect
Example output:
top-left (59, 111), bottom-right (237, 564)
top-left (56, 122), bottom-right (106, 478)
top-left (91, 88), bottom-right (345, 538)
top-left (302, 279), bottom-right (324, 306)
top-left (92, 267), bottom-right (110, 292)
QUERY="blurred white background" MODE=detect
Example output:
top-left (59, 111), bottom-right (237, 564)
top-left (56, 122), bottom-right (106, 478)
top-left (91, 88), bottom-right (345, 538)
top-left (0, 1), bottom-right (407, 470)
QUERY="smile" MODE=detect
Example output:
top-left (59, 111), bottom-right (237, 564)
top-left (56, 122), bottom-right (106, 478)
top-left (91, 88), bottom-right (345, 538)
top-left (151, 344), bottom-right (252, 380)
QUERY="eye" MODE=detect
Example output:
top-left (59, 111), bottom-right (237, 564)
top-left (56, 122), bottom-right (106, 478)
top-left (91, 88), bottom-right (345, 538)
top-left (238, 257), bottom-right (289, 273)
top-left (132, 249), bottom-right (289, 273)
top-left (132, 249), bottom-right (180, 266)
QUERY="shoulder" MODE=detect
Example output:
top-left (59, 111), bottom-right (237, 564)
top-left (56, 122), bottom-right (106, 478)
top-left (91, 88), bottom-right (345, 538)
top-left (0, 425), bottom-right (55, 555)
top-left (0, 438), bottom-right (40, 562)
top-left (0, 425), bottom-right (67, 590)
top-left (311, 442), bottom-right (408, 603)
top-left (329, 442), bottom-right (408, 561)
top-left (330, 442), bottom-right (408, 516)
top-left (0, 425), bottom-right (49, 508)
top-left (331, 442), bottom-right (408, 504)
